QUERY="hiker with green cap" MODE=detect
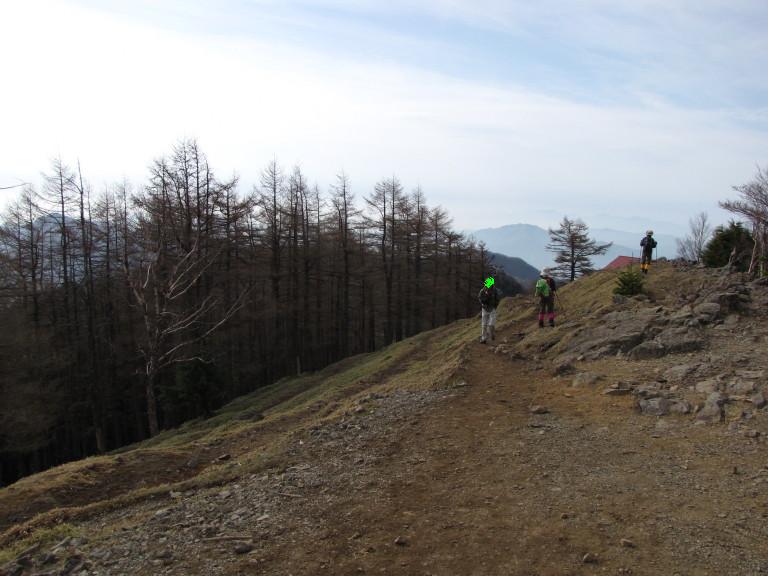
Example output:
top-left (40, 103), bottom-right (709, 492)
top-left (535, 268), bottom-right (557, 328)
top-left (478, 275), bottom-right (501, 344)
top-left (640, 230), bottom-right (657, 274)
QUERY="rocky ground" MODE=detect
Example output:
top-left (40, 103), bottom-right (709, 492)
top-left (3, 263), bottom-right (768, 575)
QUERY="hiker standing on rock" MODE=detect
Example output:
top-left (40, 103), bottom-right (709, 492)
top-left (479, 276), bottom-right (501, 344)
top-left (640, 230), bottom-right (657, 274)
top-left (535, 269), bottom-right (557, 328)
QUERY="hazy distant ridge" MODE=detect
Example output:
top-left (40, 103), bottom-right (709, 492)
top-left (471, 224), bottom-right (678, 270)
top-left (488, 251), bottom-right (539, 284)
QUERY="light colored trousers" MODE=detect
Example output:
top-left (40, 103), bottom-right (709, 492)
top-left (481, 307), bottom-right (497, 342)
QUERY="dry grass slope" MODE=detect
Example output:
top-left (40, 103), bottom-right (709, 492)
top-left (0, 314), bottom-right (475, 557)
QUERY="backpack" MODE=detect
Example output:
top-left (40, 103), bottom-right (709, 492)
top-left (480, 287), bottom-right (499, 309)
top-left (535, 278), bottom-right (550, 298)
top-left (641, 236), bottom-right (657, 250)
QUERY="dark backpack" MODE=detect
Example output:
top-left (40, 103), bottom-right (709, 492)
top-left (641, 236), bottom-right (657, 250)
top-left (480, 287), bottom-right (499, 309)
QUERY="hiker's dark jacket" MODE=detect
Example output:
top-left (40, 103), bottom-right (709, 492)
top-left (478, 287), bottom-right (500, 310)
top-left (640, 236), bottom-right (657, 255)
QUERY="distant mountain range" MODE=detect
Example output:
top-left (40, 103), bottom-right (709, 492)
top-left (471, 224), bottom-right (678, 270)
top-left (488, 251), bottom-right (539, 286)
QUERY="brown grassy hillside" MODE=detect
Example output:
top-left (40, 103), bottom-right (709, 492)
top-left (2, 262), bottom-right (768, 575)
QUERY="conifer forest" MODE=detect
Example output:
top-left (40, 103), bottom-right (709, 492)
top-left (0, 140), bottom-right (496, 485)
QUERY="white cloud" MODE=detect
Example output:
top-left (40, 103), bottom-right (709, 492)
top-left (0, 0), bottom-right (766, 234)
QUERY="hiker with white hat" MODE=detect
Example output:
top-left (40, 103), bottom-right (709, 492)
top-left (640, 230), bottom-right (657, 274)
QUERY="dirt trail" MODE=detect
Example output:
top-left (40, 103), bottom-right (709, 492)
top-left (249, 339), bottom-right (768, 575)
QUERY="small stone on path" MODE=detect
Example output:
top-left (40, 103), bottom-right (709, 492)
top-left (572, 372), bottom-right (601, 387)
top-left (529, 405), bottom-right (549, 414)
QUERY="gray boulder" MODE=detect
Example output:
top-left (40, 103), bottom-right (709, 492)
top-left (670, 400), bottom-right (692, 415)
top-left (693, 302), bottom-right (721, 322)
top-left (628, 341), bottom-right (667, 360)
top-left (664, 363), bottom-right (698, 382)
top-left (555, 307), bottom-right (666, 363)
top-left (633, 384), bottom-right (663, 399)
top-left (638, 397), bottom-right (672, 416)
top-left (707, 291), bottom-right (750, 313)
top-left (656, 326), bottom-right (704, 354)
top-left (671, 305), bottom-right (694, 324)
top-left (727, 379), bottom-right (756, 395)
top-left (694, 379), bottom-right (720, 394)
top-left (696, 392), bottom-right (726, 423)
top-left (626, 328), bottom-right (704, 360)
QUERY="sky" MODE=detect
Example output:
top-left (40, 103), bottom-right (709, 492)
top-left (1, 0), bottom-right (767, 235)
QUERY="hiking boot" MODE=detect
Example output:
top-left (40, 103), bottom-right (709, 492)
top-left (538, 321), bottom-right (544, 328)
top-left (549, 321), bottom-right (555, 327)
top-left (480, 338), bottom-right (486, 344)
